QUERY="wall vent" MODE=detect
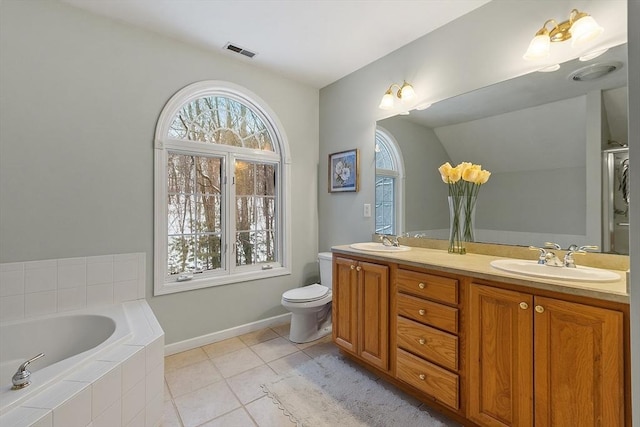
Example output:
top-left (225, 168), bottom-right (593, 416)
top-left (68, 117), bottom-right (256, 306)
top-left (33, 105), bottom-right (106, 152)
top-left (224, 43), bottom-right (256, 58)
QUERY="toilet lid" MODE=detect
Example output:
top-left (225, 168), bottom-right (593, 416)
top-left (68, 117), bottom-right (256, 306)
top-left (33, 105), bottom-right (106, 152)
top-left (282, 284), bottom-right (329, 303)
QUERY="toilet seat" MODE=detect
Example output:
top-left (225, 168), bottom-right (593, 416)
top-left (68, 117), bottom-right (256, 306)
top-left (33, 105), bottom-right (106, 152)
top-left (282, 284), bottom-right (329, 303)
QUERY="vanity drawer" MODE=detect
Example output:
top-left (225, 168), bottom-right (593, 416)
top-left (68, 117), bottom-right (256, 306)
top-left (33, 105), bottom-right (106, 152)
top-left (397, 316), bottom-right (458, 371)
top-left (396, 293), bottom-right (458, 334)
top-left (396, 348), bottom-right (459, 410)
top-left (396, 269), bottom-right (458, 305)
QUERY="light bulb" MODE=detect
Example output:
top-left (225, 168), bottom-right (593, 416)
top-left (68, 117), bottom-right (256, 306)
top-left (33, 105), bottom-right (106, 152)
top-left (378, 91), bottom-right (395, 110)
top-left (570, 15), bottom-right (603, 47)
top-left (523, 33), bottom-right (551, 60)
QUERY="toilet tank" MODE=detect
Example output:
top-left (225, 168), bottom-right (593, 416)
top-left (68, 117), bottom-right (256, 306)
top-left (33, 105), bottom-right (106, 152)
top-left (317, 252), bottom-right (333, 290)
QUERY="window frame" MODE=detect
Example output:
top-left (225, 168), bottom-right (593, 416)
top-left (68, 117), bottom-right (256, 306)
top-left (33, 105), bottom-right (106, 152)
top-left (154, 81), bottom-right (292, 295)
top-left (375, 126), bottom-right (405, 235)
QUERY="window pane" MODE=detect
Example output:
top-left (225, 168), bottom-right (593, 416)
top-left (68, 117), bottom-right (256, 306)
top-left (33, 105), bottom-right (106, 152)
top-left (196, 234), bottom-right (222, 272)
top-left (235, 161), bottom-right (255, 196)
top-left (168, 153), bottom-right (194, 194)
top-left (375, 176), bottom-right (395, 235)
top-left (169, 96), bottom-right (275, 152)
top-left (195, 157), bottom-right (222, 195)
top-left (168, 194), bottom-right (194, 235)
top-left (168, 235), bottom-right (195, 275)
top-left (256, 164), bottom-right (275, 195)
top-left (235, 160), bottom-right (278, 266)
top-left (196, 195), bottom-right (221, 232)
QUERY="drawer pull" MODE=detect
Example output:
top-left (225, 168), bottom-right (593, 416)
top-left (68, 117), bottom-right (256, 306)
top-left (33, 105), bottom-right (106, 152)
top-left (418, 338), bottom-right (426, 345)
top-left (356, 266), bottom-right (361, 272)
top-left (418, 282), bottom-right (425, 289)
top-left (418, 309), bottom-right (426, 316)
top-left (350, 265), bottom-right (355, 270)
top-left (519, 302), bottom-right (529, 310)
top-left (535, 305), bottom-right (545, 313)
top-left (419, 374), bottom-right (426, 380)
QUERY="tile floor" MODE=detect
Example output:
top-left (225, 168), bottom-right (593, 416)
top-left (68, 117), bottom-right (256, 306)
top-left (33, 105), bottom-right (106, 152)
top-left (162, 323), bottom-right (457, 427)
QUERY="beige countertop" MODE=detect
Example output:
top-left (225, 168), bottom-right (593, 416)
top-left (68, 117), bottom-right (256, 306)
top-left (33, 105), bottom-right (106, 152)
top-left (332, 244), bottom-right (629, 304)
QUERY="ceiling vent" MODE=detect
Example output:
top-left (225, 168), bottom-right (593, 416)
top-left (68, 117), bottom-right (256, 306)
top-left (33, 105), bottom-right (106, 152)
top-left (568, 61), bottom-right (622, 82)
top-left (224, 43), bottom-right (256, 58)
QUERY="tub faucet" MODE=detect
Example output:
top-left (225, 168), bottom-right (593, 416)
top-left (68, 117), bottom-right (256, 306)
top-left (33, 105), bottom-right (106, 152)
top-left (11, 353), bottom-right (45, 390)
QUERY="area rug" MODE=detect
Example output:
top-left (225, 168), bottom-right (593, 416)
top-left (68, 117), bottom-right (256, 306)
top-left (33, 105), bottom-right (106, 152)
top-left (261, 354), bottom-right (448, 427)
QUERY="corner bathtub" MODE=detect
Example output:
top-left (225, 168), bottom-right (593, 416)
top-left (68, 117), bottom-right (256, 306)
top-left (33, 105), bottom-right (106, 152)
top-left (0, 301), bottom-right (164, 427)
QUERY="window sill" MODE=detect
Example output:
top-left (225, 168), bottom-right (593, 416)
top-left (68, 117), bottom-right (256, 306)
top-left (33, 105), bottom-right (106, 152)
top-left (153, 266), bottom-right (291, 296)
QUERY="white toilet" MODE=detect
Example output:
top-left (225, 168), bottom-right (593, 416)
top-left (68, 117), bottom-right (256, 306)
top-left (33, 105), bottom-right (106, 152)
top-left (281, 252), bottom-right (333, 343)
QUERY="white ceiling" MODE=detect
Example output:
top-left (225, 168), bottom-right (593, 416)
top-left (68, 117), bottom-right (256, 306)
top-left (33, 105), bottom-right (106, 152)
top-left (60, 0), bottom-right (491, 88)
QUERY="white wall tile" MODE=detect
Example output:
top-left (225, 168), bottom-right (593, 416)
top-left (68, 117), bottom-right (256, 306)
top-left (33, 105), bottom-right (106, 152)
top-left (114, 258), bottom-right (138, 283)
top-left (25, 291), bottom-right (56, 317)
top-left (86, 284), bottom-right (114, 307)
top-left (53, 385), bottom-right (91, 427)
top-left (114, 280), bottom-right (138, 303)
top-left (145, 363), bottom-right (164, 404)
top-left (122, 379), bottom-right (145, 426)
top-left (87, 260), bottom-right (113, 286)
top-left (92, 399), bottom-right (122, 427)
top-left (125, 408), bottom-right (145, 427)
top-left (121, 347), bottom-right (145, 394)
top-left (145, 337), bottom-right (164, 373)
top-left (0, 406), bottom-right (52, 427)
top-left (0, 262), bottom-right (24, 297)
top-left (144, 391), bottom-right (163, 427)
top-left (92, 365), bottom-right (122, 418)
top-left (0, 294), bottom-right (24, 321)
top-left (57, 287), bottom-right (86, 312)
top-left (57, 258), bottom-right (86, 289)
top-left (25, 263), bottom-right (56, 293)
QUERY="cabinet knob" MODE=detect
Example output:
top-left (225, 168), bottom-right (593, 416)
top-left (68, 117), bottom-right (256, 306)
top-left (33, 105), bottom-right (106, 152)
top-left (418, 338), bottom-right (425, 345)
top-left (350, 265), bottom-right (355, 270)
top-left (419, 374), bottom-right (426, 380)
top-left (519, 302), bottom-right (529, 310)
top-left (356, 266), bottom-right (361, 272)
top-left (535, 305), bottom-right (545, 313)
top-left (418, 309), bottom-right (426, 316)
top-left (418, 282), bottom-right (425, 289)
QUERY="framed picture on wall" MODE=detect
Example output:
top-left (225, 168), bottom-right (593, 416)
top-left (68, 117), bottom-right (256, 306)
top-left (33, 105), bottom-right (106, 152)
top-left (328, 149), bottom-right (359, 193)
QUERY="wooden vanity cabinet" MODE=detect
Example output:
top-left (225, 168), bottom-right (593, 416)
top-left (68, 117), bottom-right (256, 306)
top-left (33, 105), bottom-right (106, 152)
top-left (468, 282), bottom-right (625, 427)
top-left (392, 268), bottom-right (462, 411)
top-left (332, 255), bottom-right (389, 371)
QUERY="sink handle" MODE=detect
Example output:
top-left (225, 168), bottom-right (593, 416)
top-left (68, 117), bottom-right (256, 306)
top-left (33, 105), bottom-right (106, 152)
top-left (578, 245), bottom-right (599, 252)
top-left (544, 242), bottom-right (562, 250)
top-left (529, 246), bottom-right (547, 264)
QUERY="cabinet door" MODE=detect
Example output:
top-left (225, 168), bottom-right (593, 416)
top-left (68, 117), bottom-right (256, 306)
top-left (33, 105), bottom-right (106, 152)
top-left (468, 284), bottom-right (534, 427)
top-left (332, 257), bottom-right (358, 353)
top-left (534, 297), bottom-right (624, 427)
top-left (358, 261), bottom-right (389, 370)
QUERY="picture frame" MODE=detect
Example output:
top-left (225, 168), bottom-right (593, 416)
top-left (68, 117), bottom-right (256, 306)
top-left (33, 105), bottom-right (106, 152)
top-left (328, 149), bottom-right (359, 193)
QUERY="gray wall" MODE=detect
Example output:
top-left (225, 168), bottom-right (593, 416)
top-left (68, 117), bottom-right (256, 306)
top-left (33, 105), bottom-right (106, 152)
top-left (0, 0), bottom-right (320, 344)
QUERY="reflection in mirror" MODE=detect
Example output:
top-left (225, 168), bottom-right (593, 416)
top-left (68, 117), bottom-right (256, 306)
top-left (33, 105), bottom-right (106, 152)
top-left (376, 43), bottom-right (629, 254)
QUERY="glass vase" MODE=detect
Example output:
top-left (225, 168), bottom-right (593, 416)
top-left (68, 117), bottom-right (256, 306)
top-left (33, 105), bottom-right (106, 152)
top-left (448, 195), bottom-right (476, 254)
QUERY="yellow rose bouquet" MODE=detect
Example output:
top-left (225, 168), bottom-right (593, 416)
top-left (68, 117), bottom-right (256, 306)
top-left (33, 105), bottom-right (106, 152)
top-left (438, 161), bottom-right (491, 253)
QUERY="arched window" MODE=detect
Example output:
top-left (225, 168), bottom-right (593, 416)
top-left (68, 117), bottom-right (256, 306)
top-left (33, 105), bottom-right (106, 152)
top-left (154, 81), bottom-right (291, 295)
top-left (375, 126), bottom-right (404, 235)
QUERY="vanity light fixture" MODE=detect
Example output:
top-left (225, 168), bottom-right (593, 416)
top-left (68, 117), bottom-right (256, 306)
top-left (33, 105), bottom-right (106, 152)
top-left (378, 81), bottom-right (415, 110)
top-left (523, 9), bottom-right (604, 61)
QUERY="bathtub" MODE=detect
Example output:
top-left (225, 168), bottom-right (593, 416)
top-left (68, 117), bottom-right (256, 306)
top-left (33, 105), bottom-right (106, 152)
top-left (0, 301), bottom-right (164, 427)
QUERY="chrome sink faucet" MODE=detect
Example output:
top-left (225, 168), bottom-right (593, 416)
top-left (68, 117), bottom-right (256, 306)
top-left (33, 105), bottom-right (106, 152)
top-left (381, 235), bottom-right (399, 247)
top-left (564, 245), bottom-right (599, 268)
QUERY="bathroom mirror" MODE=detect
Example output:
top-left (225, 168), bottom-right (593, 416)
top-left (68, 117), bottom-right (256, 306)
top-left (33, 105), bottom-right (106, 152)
top-left (375, 42), bottom-right (629, 254)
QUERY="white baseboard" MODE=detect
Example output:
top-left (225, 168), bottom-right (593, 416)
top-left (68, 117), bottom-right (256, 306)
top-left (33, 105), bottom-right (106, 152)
top-left (164, 312), bottom-right (292, 356)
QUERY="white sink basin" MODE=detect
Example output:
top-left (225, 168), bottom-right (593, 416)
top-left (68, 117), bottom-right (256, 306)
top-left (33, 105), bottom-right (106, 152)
top-left (349, 242), bottom-right (411, 252)
top-left (490, 259), bottom-right (620, 282)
